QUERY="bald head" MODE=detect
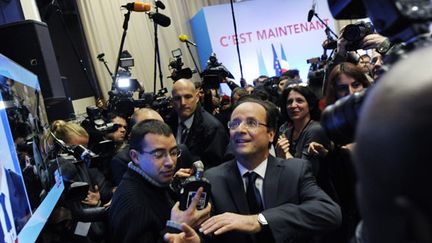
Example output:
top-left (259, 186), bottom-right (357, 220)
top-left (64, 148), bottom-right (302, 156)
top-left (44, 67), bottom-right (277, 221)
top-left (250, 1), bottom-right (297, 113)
top-left (132, 108), bottom-right (163, 123)
top-left (172, 79), bottom-right (199, 120)
top-left (173, 79), bottom-right (196, 92)
top-left (354, 45), bottom-right (432, 243)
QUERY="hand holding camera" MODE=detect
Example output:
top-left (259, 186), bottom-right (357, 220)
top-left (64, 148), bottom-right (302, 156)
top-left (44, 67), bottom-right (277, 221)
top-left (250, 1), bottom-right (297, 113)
top-left (170, 187), bottom-right (211, 228)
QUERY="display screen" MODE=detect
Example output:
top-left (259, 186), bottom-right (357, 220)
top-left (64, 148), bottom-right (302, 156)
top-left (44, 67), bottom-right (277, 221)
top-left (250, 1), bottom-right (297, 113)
top-left (0, 53), bottom-right (64, 243)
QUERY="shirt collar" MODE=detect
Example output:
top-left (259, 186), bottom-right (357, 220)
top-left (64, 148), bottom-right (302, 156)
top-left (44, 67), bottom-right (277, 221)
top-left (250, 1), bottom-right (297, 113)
top-left (128, 162), bottom-right (166, 188)
top-left (236, 158), bottom-right (268, 179)
top-left (178, 114), bottom-right (194, 129)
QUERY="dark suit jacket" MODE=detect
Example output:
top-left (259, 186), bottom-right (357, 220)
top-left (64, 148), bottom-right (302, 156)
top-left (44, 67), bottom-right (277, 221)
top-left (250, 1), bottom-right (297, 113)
top-left (205, 156), bottom-right (341, 243)
top-left (167, 104), bottom-right (229, 168)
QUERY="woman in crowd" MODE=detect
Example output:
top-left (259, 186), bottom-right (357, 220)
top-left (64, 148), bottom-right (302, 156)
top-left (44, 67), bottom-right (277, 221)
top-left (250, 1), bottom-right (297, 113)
top-left (41, 120), bottom-right (113, 242)
top-left (276, 84), bottom-right (331, 176)
top-left (324, 62), bottom-right (371, 106)
top-left (308, 62), bottom-right (371, 242)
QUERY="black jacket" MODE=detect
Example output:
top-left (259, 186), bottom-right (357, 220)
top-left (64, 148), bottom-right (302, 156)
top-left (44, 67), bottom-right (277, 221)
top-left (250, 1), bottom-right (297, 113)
top-left (167, 104), bottom-right (229, 168)
top-left (109, 169), bottom-right (173, 243)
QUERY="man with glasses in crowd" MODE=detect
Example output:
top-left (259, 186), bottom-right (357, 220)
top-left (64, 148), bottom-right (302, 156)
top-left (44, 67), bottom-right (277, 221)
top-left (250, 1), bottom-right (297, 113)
top-left (197, 97), bottom-right (341, 243)
top-left (109, 120), bottom-right (211, 243)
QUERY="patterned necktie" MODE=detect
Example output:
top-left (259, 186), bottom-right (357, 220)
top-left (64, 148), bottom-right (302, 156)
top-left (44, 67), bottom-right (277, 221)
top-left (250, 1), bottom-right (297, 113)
top-left (0, 193), bottom-right (11, 233)
top-left (245, 172), bottom-right (263, 214)
top-left (180, 122), bottom-right (189, 144)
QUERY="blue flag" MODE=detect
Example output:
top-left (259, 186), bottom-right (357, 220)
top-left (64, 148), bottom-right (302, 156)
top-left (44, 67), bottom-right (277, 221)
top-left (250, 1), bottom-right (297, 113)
top-left (272, 44), bottom-right (282, 76)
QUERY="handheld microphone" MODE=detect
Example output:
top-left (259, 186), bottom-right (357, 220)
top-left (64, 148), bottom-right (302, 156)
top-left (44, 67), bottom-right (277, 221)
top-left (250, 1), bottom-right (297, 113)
top-left (307, 1), bottom-right (316, 22)
top-left (179, 160), bottom-right (211, 210)
top-left (121, 2), bottom-right (152, 12)
top-left (179, 34), bottom-right (197, 46)
top-left (148, 12), bottom-right (171, 27)
top-left (191, 160), bottom-right (204, 179)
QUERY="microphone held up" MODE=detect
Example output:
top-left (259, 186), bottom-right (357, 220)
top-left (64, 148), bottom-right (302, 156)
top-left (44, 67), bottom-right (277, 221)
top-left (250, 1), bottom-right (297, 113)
top-left (155, 0), bottom-right (166, 10)
top-left (148, 12), bottom-right (171, 27)
top-left (179, 34), bottom-right (197, 46)
top-left (121, 2), bottom-right (152, 12)
top-left (307, 1), bottom-right (316, 22)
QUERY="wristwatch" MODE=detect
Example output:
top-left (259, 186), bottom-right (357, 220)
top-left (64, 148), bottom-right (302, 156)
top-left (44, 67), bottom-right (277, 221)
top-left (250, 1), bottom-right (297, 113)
top-left (257, 213), bottom-right (268, 227)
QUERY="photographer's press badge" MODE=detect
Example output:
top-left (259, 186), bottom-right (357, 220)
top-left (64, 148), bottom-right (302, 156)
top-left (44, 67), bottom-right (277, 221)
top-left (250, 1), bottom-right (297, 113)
top-left (186, 191), bottom-right (207, 210)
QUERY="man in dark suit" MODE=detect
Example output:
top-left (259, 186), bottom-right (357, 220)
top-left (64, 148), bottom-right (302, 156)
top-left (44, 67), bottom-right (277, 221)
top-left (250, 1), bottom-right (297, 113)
top-left (199, 98), bottom-right (341, 243)
top-left (167, 79), bottom-right (229, 168)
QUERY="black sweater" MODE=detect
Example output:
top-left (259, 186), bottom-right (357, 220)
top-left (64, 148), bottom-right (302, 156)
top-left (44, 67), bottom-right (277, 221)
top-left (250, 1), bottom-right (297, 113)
top-left (108, 169), bottom-right (173, 243)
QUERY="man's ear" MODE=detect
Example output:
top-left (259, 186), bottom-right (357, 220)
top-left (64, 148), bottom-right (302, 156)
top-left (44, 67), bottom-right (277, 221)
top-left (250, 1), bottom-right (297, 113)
top-left (129, 149), bottom-right (140, 164)
top-left (268, 129), bottom-right (276, 143)
top-left (195, 90), bottom-right (200, 104)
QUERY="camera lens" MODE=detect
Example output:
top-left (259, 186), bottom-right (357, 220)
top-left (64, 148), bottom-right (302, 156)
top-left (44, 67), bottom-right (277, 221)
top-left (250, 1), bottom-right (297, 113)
top-left (343, 24), bottom-right (362, 42)
top-left (321, 89), bottom-right (368, 145)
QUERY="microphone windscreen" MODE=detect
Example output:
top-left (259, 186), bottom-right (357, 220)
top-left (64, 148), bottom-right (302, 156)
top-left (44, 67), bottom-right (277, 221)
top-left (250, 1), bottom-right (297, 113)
top-left (133, 2), bottom-right (151, 12)
top-left (307, 9), bottom-right (314, 22)
top-left (151, 12), bottom-right (171, 27)
top-left (155, 0), bottom-right (166, 10)
top-left (193, 160), bottom-right (204, 171)
top-left (179, 34), bottom-right (188, 42)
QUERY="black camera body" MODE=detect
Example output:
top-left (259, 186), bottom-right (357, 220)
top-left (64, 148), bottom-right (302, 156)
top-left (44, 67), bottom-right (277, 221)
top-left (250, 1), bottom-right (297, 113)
top-left (169, 48), bottom-right (194, 81)
top-left (174, 161), bottom-right (211, 211)
top-left (202, 53), bottom-right (234, 90)
top-left (343, 21), bottom-right (375, 51)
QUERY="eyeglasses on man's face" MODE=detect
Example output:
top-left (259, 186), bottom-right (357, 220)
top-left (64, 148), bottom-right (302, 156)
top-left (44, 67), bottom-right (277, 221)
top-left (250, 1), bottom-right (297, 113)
top-left (141, 147), bottom-right (182, 160)
top-left (227, 118), bottom-right (267, 130)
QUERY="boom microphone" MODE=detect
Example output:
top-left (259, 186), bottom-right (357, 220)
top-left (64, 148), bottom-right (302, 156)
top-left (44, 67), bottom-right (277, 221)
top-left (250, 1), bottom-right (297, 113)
top-left (121, 2), bottom-right (152, 12)
top-left (307, 1), bottom-right (316, 22)
top-left (148, 12), bottom-right (171, 27)
top-left (179, 34), bottom-right (197, 46)
top-left (155, 0), bottom-right (166, 10)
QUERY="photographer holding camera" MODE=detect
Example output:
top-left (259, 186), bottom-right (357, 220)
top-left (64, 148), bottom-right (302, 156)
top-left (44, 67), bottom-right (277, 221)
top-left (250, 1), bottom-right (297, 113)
top-left (327, 21), bottom-right (390, 84)
top-left (41, 120), bottom-right (113, 242)
top-left (108, 120), bottom-right (211, 243)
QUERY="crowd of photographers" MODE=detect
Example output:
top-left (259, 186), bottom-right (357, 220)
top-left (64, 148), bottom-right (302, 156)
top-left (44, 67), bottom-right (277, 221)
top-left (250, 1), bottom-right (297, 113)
top-left (6, 11), bottom-right (429, 242)
top-left (23, 20), bottom-right (387, 242)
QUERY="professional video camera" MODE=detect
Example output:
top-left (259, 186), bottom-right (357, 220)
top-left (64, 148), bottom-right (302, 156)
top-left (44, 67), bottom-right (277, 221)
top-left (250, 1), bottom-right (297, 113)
top-left (168, 48), bottom-right (195, 81)
top-left (307, 56), bottom-right (327, 81)
top-left (307, 56), bottom-right (328, 98)
top-left (107, 52), bottom-right (144, 118)
top-left (96, 50), bottom-right (172, 119)
top-left (321, 0), bottom-right (432, 145)
top-left (201, 53), bottom-right (234, 90)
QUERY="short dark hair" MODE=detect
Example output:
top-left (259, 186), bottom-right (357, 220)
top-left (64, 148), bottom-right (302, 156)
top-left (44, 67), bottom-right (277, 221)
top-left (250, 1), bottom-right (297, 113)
top-left (280, 85), bottom-right (321, 122)
top-left (233, 96), bottom-right (280, 132)
top-left (282, 69), bottom-right (300, 79)
top-left (325, 62), bottom-right (371, 105)
top-left (129, 120), bottom-right (173, 153)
